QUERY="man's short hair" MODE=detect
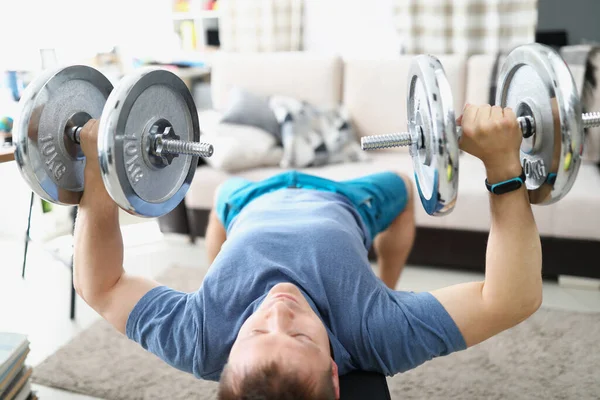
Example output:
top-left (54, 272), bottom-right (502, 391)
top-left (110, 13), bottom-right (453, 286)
top-left (218, 361), bottom-right (336, 400)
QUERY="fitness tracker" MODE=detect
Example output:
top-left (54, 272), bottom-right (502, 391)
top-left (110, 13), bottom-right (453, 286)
top-left (485, 170), bottom-right (527, 195)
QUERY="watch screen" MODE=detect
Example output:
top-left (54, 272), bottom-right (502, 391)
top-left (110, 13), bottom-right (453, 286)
top-left (494, 180), bottom-right (522, 194)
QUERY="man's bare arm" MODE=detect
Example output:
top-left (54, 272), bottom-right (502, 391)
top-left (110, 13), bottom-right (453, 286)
top-left (73, 120), bottom-right (159, 334)
top-left (431, 105), bottom-right (542, 348)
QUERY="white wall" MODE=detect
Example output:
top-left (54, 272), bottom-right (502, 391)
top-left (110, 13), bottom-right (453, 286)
top-left (0, 0), bottom-right (178, 71)
top-left (2, 0), bottom-right (404, 68)
top-left (303, 0), bottom-right (402, 58)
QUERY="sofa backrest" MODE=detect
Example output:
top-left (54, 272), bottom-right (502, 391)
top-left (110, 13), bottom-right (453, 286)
top-left (343, 55), bottom-right (467, 142)
top-left (464, 54), bottom-right (496, 106)
top-left (210, 52), bottom-right (343, 112)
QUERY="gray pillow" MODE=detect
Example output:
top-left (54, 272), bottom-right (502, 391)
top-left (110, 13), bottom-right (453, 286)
top-left (220, 87), bottom-right (281, 141)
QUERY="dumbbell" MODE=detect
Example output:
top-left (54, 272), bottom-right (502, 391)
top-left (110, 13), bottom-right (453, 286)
top-left (361, 43), bottom-right (599, 216)
top-left (14, 65), bottom-right (214, 217)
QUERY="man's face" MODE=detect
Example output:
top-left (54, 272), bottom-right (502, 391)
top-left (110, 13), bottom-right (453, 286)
top-left (228, 283), bottom-right (339, 396)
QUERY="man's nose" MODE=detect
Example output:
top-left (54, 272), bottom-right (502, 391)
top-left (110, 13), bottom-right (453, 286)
top-left (267, 301), bottom-right (294, 331)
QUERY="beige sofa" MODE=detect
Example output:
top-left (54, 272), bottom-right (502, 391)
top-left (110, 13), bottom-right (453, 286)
top-left (164, 51), bottom-right (600, 279)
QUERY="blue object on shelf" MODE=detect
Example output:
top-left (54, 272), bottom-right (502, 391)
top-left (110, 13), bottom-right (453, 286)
top-left (0, 116), bottom-right (13, 133)
top-left (5, 71), bottom-right (24, 102)
top-left (133, 58), bottom-right (206, 69)
top-left (174, 60), bottom-right (207, 68)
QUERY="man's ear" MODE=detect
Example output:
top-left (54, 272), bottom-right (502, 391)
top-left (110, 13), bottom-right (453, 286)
top-left (331, 360), bottom-right (340, 399)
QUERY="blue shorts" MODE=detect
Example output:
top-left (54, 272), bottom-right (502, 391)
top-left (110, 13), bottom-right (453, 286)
top-left (216, 171), bottom-right (409, 244)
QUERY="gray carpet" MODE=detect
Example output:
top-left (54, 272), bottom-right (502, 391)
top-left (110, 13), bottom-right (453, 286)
top-left (33, 266), bottom-right (600, 400)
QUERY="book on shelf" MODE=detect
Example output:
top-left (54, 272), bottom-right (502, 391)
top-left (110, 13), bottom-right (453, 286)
top-left (0, 347), bottom-right (30, 392)
top-left (2, 366), bottom-right (32, 400)
top-left (13, 379), bottom-right (32, 400)
top-left (0, 333), bottom-right (29, 375)
top-left (0, 332), bottom-right (34, 400)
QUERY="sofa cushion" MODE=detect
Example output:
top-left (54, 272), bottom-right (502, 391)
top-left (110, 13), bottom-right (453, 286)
top-left (443, 153), bottom-right (600, 240)
top-left (342, 55), bottom-right (468, 146)
top-left (551, 163), bottom-right (600, 240)
top-left (186, 152), bottom-right (453, 230)
top-left (198, 110), bottom-right (224, 139)
top-left (186, 166), bottom-right (231, 209)
top-left (185, 152), bottom-right (442, 227)
top-left (201, 123), bottom-right (283, 172)
top-left (464, 55), bottom-right (496, 106)
top-left (185, 151), bottom-right (600, 240)
top-left (443, 153), bottom-right (556, 237)
top-left (220, 87), bottom-right (281, 140)
top-left (210, 52), bottom-right (343, 112)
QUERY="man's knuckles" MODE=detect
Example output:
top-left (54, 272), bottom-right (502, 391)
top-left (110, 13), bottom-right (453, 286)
top-left (478, 104), bottom-right (492, 116)
top-left (500, 117), bottom-right (516, 131)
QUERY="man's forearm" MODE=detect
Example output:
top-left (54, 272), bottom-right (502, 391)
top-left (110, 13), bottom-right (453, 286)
top-left (73, 174), bottom-right (124, 306)
top-left (482, 166), bottom-right (543, 316)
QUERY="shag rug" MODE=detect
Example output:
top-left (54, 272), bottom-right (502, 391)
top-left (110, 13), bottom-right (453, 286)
top-left (33, 266), bottom-right (600, 399)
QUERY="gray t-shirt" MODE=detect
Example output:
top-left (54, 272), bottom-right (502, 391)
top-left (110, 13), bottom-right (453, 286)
top-left (126, 189), bottom-right (466, 381)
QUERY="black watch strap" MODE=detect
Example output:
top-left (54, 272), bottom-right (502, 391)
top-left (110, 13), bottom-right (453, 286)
top-left (485, 170), bottom-right (526, 195)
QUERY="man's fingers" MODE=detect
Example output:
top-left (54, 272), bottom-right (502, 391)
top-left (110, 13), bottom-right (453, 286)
top-left (78, 119), bottom-right (100, 162)
top-left (491, 105), bottom-right (504, 124)
top-left (476, 104), bottom-right (492, 123)
top-left (461, 104), bottom-right (479, 129)
top-left (503, 107), bottom-right (516, 122)
top-left (79, 119), bottom-right (99, 145)
top-left (501, 107), bottom-right (520, 131)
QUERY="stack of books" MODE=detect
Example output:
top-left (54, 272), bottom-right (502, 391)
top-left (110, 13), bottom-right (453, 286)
top-left (0, 332), bottom-right (36, 400)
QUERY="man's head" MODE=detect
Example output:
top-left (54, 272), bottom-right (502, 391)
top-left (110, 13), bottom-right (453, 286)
top-left (219, 283), bottom-right (340, 399)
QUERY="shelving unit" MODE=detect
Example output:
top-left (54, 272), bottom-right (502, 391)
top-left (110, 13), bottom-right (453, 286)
top-left (171, 0), bottom-right (220, 54)
top-left (172, 10), bottom-right (221, 20)
top-left (166, 0), bottom-right (218, 109)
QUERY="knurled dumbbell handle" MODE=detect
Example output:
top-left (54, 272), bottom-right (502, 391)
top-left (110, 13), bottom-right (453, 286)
top-left (64, 124), bottom-right (214, 158)
top-left (362, 115), bottom-right (536, 151)
top-left (360, 132), bottom-right (414, 150)
top-left (362, 112), bottom-right (600, 151)
top-left (583, 112), bottom-right (600, 128)
top-left (161, 139), bottom-right (214, 158)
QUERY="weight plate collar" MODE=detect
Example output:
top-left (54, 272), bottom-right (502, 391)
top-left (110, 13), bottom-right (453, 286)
top-left (408, 55), bottom-right (459, 216)
top-left (98, 67), bottom-right (200, 218)
top-left (14, 65), bottom-right (113, 205)
top-left (497, 43), bottom-right (583, 205)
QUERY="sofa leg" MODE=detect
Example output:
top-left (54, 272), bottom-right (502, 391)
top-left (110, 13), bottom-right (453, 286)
top-left (157, 200), bottom-right (191, 236)
top-left (188, 208), bottom-right (211, 240)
